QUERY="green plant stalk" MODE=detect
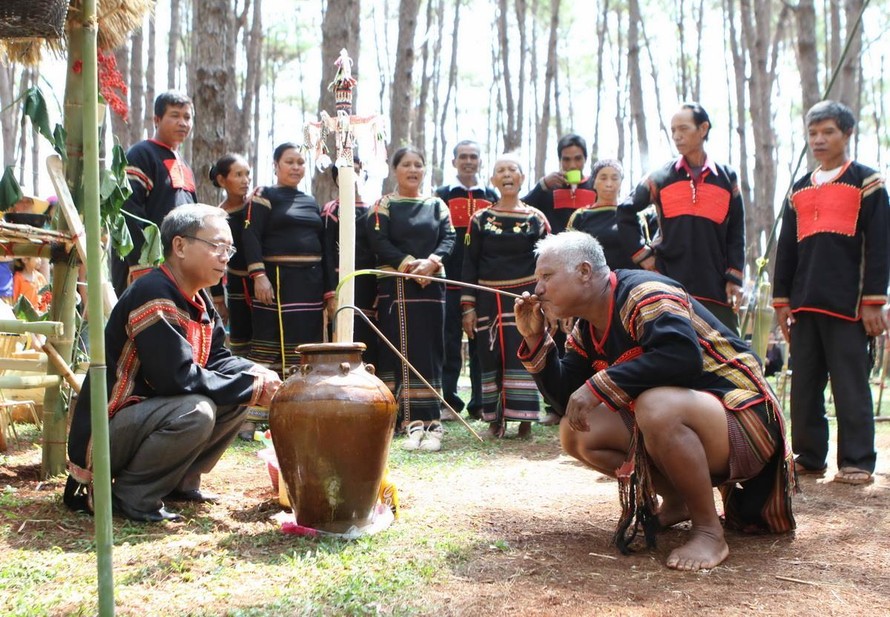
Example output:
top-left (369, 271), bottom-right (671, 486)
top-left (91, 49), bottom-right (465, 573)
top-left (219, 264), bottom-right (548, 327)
top-left (81, 1), bottom-right (115, 614)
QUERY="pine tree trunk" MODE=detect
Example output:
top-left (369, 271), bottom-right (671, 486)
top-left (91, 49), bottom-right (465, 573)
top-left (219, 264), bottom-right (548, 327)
top-left (412, 0), bottom-right (435, 154)
top-left (514, 0), bottom-right (528, 152)
top-left (793, 0), bottom-right (820, 168)
top-left (675, 0), bottom-right (689, 100)
top-left (0, 65), bottom-right (18, 168)
top-left (168, 0), bottom-right (182, 89)
top-left (129, 25), bottom-right (145, 145)
top-left (428, 0), bottom-right (446, 183)
top-left (496, 0), bottom-right (518, 151)
top-left (234, 0), bottom-right (263, 158)
top-left (692, 0), bottom-right (704, 100)
top-left (837, 0), bottom-right (863, 118)
top-left (592, 0), bottom-right (609, 160)
top-left (146, 16), bottom-right (157, 137)
top-left (613, 6), bottom-right (625, 163)
top-left (640, 18), bottom-right (672, 147)
top-left (627, 0), bottom-right (649, 172)
top-left (438, 0), bottom-right (460, 172)
top-left (190, 1), bottom-right (231, 203)
top-left (740, 0), bottom-right (788, 271)
top-left (535, 0), bottom-right (560, 180)
top-left (386, 0), bottom-right (420, 192)
top-left (724, 0), bottom-right (753, 211)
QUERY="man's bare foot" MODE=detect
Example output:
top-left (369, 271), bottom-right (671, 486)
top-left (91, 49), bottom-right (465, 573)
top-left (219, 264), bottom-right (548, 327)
top-left (666, 527), bottom-right (729, 571)
top-left (657, 497), bottom-right (691, 529)
top-left (487, 422), bottom-right (504, 439)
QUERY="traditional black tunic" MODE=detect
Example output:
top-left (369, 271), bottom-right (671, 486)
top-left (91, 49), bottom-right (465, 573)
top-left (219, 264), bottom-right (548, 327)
top-left (522, 175), bottom-right (597, 234)
top-left (242, 185), bottom-right (331, 374)
top-left (519, 270), bottom-right (795, 537)
top-left (65, 266), bottom-right (264, 511)
top-left (220, 200), bottom-right (252, 356)
top-left (773, 161), bottom-right (890, 474)
top-left (322, 198), bottom-right (379, 367)
top-left (112, 139), bottom-right (196, 295)
top-left (461, 203), bottom-right (549, 425)
top-left (367, 193), bottom-right (455, 424)
top-left (617, 157), bottom-right (745, 326)
top-left (566, 204), bottom-right (636, 270)
top-left (435, 182), bottom-right (499, 413)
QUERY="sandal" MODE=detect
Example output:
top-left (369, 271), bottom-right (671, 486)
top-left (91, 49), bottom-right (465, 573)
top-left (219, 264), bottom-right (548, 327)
top-left (833, 466), bottom-right (873, 486)
top-left (419, 421), bottom-right (444, 452)
top-left (794, 461), bottom-right (827, 477)
top-left (401, 420), bottom-right (425, 451)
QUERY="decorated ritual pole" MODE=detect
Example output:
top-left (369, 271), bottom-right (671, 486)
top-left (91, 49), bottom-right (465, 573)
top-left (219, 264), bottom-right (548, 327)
top-left (305, 49), bottom-right (387, 344)
top-left (332, 51), bottom-right (357, 343)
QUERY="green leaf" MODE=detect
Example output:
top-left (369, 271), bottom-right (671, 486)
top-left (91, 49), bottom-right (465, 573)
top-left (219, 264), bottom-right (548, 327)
top-left (140, 223), bottom-right (163, 266)
top-left (111, 143), bottom-right (129, 180)
top-left (52, 124), bottom-right (68, 162)
top-left (107, 212), bottom-right (133, 258)
top-left (99, 168), bottom-right (118, 202)
top-left (0, 166), bottom-right (23, 211)
top-left (22, 87), bottom-right (54, 145)
top-left (101, 144), bottom-right (134, 258)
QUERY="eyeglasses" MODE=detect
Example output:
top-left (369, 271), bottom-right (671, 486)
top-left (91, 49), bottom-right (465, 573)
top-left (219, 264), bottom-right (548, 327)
top-left (181, 235), bottom-right (237, 259)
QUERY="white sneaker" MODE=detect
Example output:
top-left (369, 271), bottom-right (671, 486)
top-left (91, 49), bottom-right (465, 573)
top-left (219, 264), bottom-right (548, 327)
top-left (419, 421), bottom-right (444, 452)
top-left (401, 420), bottom-right (425, 451)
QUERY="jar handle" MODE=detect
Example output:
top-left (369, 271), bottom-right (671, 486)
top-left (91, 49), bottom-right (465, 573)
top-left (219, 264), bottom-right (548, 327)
top-left (300, 364), bottom-right (313, 376)
top-left (339, 362), bottom-right (351, 375)
top-left (364, 363), bottom-right (376, 376)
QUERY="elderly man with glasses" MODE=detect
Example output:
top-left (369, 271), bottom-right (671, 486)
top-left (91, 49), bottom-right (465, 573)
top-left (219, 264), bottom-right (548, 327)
top-left (65, 204), bottom-right (281, 522)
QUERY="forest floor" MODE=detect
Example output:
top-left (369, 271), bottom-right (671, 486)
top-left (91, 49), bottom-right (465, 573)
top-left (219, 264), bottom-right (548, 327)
top-left (1, 394), bottom-right (889, 616)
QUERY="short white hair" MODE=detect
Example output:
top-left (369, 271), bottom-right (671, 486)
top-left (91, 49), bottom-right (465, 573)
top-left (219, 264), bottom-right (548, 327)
top-left (535, 231), bottom-right (608, 273)
top-left (492, 152), bottom-right (524, 174)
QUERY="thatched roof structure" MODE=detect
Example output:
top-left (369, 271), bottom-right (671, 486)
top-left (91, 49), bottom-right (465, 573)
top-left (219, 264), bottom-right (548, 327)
top-left (0, 0), bottom-right (153, 64)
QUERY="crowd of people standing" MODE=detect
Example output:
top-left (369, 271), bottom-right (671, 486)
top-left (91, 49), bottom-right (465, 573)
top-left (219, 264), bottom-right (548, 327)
top-left (66, 88), bottom-right (888, 557)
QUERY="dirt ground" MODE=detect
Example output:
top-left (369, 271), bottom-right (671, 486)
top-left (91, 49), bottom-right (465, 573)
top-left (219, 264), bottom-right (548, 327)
top-left (421, 427), bottom-right (890, 616)
top-left (1, 420), bottom-right (889, 616)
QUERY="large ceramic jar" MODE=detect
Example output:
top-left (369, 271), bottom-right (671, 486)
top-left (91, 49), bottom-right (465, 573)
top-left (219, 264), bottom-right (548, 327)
top-left (269, 342), bottom-right (397, 533)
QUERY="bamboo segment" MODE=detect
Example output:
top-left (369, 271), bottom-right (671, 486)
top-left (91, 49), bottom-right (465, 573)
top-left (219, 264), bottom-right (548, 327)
top-left (334, 164), bottom-right (356, 343)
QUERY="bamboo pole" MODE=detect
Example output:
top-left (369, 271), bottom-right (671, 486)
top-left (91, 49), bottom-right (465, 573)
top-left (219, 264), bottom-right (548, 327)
top-left (0, 320), bottom-right (64, 337)
top-left (82, 0), bottom-right (115, 612)
top-left (334, 163), bottom-right (356, 343)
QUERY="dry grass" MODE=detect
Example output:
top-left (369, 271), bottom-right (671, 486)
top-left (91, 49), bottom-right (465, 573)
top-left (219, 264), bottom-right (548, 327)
top-left (1, 415), bottom-right (888, 616)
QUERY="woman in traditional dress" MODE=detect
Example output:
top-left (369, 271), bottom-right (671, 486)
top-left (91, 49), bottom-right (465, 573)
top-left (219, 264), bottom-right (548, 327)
top-left (243, 142), bottom-right (334, 379)
top-left (367, 146), bottom-right (455, 451)
top-left (209, 153), bottom-right (253, 357)
top-left (566, 159), bottom-right (636, 270)
top-left (321, 157), bottom-right (379, 367)
top-left (461, 154), bottom-right (549, 438)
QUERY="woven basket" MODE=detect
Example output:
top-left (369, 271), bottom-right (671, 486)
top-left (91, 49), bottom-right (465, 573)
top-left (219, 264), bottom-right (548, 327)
top-left (0, 0), bottom-right (69, 39)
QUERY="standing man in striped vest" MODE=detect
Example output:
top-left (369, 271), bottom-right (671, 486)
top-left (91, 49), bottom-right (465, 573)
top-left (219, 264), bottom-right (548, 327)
top-left (773, 100), bottom-right (890, 486)
top-left (617, 103), bottom-right (745, 332)
top-left (436, 141), bottom-right (498, 420)
top-left (112, 91), bottom-right (197, 296)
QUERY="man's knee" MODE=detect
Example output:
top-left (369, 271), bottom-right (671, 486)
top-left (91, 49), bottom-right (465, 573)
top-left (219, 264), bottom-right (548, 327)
top-left (634, 388), bottom-right (679, 434)
top-left (173, 395), bottom-right (217, 439)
